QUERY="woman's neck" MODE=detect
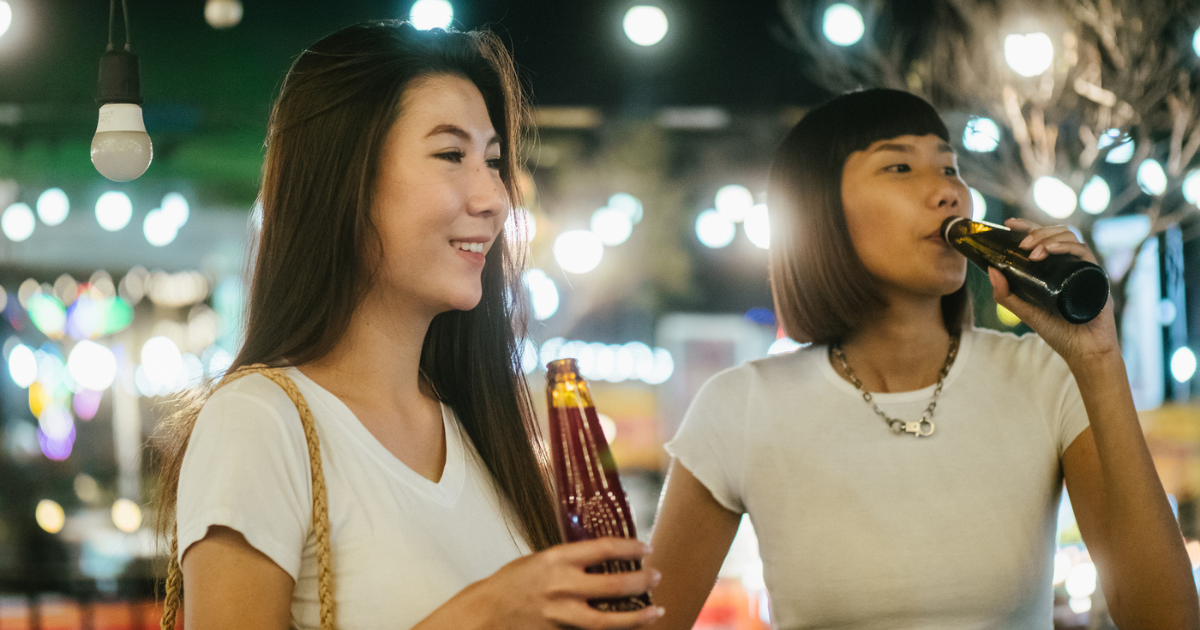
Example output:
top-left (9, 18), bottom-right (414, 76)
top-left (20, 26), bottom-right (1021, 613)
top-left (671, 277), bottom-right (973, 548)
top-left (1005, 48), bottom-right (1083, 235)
top-left (836, 295), bottom-right (957, 393)
top-left (299, 289), bottom-right (438, 422)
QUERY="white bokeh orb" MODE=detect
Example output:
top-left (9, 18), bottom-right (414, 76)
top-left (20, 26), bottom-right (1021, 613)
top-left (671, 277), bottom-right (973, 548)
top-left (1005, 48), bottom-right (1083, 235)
top-left (590, 206), bottom-right (633, 246)
top-left (553, 230), bottom-right (604, 274)
top-left (1004, 32), bottom-right (1054, 77)
top-left (1032, 176), bottom-right (1077, 219)
top-left (715, 184), bottom-right (754, 222)
top-left (623, 5), bottom-right (669, 47)
top-left (95, 191), bottom-right (132, 231)
top-left (963, 117), bottom-right (1000, 153)
top-left (1136, 159), bottom-right (1167, 196)
top-left (743, 204), bottom-right (770, 249)
top-left (696, 209), bottom-right (735, 248)
top-left (2, 203), bottom-right (35, 242)
top-left (1079, 176), bottom-right (1111, 215)
top-left (409, 0), bottom-right (453, 30)
top-left (822, 4), bottom-right (864, 46)
top-left (36, 189), bottom-right (69, 226)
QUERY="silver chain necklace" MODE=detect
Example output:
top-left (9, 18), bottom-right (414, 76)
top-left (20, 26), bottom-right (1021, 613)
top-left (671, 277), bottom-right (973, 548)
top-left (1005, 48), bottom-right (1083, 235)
top-left (829, 335), bottom-right (959, 438)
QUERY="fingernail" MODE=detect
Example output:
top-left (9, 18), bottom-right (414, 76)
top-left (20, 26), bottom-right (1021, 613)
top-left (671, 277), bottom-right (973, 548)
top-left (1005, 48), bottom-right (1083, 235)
top-left (651, 570), bottom-right (662, 586)
top-left (642, 542), bottom-right (653, 554)
top-left (656, 607), bottom-right (666, 617)
top-left (1019, 236), bottom-right (1032, 248)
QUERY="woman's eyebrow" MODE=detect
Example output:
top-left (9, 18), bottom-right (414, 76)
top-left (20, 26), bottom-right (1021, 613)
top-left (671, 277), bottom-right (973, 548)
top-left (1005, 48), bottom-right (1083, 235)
top-left (870, 141), bottom-right (954, 154)
top-left (424, 123), bottom-right (500, 146)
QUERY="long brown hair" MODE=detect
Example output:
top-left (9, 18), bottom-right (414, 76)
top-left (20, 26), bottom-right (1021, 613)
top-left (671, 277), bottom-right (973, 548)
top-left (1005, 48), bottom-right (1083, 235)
top-left (156, 21), bottom-right (561, 553)
top-left (767, 88), bottom-right (970, 345)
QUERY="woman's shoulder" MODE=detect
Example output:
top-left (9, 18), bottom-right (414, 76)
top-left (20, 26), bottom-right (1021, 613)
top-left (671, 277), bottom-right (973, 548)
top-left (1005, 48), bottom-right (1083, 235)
top-left (963, 326), bottom-right (1070, 376)
top-left (196, 371), bottom-right (307, 440)
top-left (697, 343), bottom-right (825, 393)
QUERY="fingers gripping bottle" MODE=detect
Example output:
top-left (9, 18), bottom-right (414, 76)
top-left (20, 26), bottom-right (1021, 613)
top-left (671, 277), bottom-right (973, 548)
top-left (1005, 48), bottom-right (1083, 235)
top-left (545, 358), bottom-right (652, 612)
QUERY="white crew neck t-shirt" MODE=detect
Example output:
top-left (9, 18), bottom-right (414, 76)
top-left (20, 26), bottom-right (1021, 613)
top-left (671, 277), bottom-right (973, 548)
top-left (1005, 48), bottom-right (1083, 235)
top-left (666, 328), bottom-right (1090, 630)
top-left (177, 368), bottom-right (530, 630)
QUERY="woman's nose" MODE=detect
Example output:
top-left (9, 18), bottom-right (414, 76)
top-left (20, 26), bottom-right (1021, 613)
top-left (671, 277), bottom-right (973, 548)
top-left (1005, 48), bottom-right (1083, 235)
top-left (466, 165), bottom-right (506, 217)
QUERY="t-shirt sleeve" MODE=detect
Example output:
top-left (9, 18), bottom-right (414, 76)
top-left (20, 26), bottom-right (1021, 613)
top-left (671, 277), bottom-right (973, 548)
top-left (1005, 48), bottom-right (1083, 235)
top-left (176, 374), bottom-right (313, 580)
top-left (1054, 366), bottom-right (1091, 457)
top-left (664, 367), bottom-right (750, 515)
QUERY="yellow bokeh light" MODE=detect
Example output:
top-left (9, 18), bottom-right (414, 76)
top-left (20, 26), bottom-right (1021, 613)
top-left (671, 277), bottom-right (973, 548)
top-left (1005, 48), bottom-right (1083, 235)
top-left (28, 381), bottom-right (50, 417)
top-left (111, 498), bottom-right (142, 533)
top-left (35, 499), bottom-right (65, 534)
top-left (997, 304), bottom-right (1022, 327)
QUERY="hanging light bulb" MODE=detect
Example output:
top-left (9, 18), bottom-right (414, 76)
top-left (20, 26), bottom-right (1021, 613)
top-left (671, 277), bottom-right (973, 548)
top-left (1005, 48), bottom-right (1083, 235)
top-left (204, 0), bottom-right (243, 29)
top-left (91, 0), bottom-right (152, 182)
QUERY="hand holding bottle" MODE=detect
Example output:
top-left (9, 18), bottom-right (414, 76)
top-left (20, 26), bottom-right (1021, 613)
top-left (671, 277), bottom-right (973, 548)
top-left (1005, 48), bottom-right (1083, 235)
top-left (986, 218), bottom-right (1121, 371)
top-left (416, 537), bottom-right (663, 630)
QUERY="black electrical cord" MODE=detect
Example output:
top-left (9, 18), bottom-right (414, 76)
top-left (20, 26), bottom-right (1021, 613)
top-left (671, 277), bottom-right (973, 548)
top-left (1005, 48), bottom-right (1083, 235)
top-left (107, 0), bottom-right (132, 52)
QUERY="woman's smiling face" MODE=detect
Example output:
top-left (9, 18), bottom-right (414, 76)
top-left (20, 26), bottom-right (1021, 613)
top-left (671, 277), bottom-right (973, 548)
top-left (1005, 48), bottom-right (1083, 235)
top-left (368, 73), bottom-right (509, 316)
top-left (840, 133), bottom-right (971, 302)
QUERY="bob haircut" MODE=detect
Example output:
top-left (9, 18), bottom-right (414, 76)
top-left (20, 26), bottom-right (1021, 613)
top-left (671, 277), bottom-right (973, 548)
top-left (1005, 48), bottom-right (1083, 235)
top-left (157, 20), bottom-right (561, 557)
top-left (767, 88), bottom-right (971, 345)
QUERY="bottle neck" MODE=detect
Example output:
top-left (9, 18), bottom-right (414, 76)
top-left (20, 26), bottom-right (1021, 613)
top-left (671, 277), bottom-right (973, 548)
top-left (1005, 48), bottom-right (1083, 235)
top-left (546, 358), bottom-right (581, 383)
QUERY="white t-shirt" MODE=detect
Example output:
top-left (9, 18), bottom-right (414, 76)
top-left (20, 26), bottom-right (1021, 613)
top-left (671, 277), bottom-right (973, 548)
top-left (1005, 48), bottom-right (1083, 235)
top-left (177, 368), bottom-right (530, 630)
top-left (666, 328), bottom-right (1090, 630)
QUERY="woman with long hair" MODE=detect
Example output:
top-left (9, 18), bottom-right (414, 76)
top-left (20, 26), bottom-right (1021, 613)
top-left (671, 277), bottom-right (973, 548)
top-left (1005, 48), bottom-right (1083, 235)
top-left (156, 21), bottom-right (662, 630)
top-left (645, 89), bottom-right (1197, 629)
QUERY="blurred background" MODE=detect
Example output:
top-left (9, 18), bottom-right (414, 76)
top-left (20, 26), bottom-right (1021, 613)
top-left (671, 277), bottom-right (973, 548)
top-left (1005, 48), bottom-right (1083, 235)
top-left (1, 0), bottom-right (1200, 628)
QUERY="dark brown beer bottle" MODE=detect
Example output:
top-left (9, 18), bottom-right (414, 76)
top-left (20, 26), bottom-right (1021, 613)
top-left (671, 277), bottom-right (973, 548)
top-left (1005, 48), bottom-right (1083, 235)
top-left (545, 358), bottom-right (652, 612)
top-left (941, 217), bottom-right (1109, 324)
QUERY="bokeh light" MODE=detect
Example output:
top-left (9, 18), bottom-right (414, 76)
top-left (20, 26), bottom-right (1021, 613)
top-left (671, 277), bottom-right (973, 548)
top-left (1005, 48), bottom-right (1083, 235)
top-left (111, 498), bottom-right (143, 533)
top-left (963, 117), bottom-right (1000, 153)
top-left (73, 388), bottom-right (103, 421)
top-left (0, 2), bottom-right (11, 40)
top-left (161, 192), bottom-right (190, 228)
top-left (1184, 169), bottom-right (1200, 205)
top-left (608, 193), bottom-right (644, 224)
top-left (1032, 176), bottom-right (1076, 219)
top-left (1064, 561), bottom-right (1097, 598)
top-left (743, 204), bottom-right (770, 249)
top-left (9, 343), bottom-right (36, 388)
top-left (1004, 32), bottom-right (1054, 77)
top-left (141, 336), bottom-right (184, 393)
top-left (1171, 347), bottom-right (1197, 383)
top-left (623, 5), bottom-right (668, 46)
top-left (410, 0), bottom-right (453, 30)
top-left (553, 230), bottom-right (604, 274)
top-left (143, 209), bottom-right (178, 247)
top-left (715, 184), bottom-right (754, 223)
top-left (1079, 176), bottom-right (1111, 215)
top-left (590, 206), bottom-right (633, 246)
top-left (36, 499), bottom-right (65, 534)
top-left (36, 188), bottom-right (69, 226)
top-left (969, 188), bottom-right (987, 221)
top-left (522, 269), bottom-right (559, 320)
top-left (67, 340), bottom-right (117, 391)
top-left (1098, 129), bottom-right (1134, 164)
top-left (696, 209), bottom-right (735, 248)
top-left (822, 4), bottom-right (864, 46)
top-left (2, 203), bottom-right (35, 242)
top-left (1136, 159), bottom-right (1167, 196)
top-left (95, 191), bottom-right (133, 232)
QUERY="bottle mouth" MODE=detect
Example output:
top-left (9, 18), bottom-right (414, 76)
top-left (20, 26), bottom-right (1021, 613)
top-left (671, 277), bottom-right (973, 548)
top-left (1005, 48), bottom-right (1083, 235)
top-left (546, 358), bottom-right (579, 378)
top-left (1058, 266), bottom-right (1110, 324)
top-left (941, 216), bottom-right (968, 243)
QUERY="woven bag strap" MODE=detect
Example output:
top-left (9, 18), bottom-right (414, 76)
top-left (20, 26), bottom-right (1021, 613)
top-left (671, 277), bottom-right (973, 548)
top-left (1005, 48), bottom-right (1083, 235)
top-left (161, 364), bottom-right (336, 630)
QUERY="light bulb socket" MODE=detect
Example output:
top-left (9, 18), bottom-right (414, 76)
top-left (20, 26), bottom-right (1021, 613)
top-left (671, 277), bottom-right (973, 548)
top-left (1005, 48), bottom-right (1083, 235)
top-left (96, 50), bottom-right (143, 105)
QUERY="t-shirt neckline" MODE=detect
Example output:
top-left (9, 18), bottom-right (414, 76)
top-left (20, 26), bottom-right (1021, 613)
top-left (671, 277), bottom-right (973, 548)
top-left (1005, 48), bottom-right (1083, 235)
top-left (286, 367), bottom-right (467, 506)
top-left (816, 328), bottom-right (975, 404)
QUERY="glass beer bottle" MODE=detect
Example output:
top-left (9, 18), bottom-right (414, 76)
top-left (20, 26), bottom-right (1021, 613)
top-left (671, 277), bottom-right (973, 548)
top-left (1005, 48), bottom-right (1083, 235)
top-left (941, 216), bottom-right (1110, 324)
top-left (545, 358), bottom-right (652, 612)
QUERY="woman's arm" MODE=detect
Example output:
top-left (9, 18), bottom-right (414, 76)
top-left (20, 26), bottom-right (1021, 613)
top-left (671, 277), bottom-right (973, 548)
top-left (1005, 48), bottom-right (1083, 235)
top-left (183, 527), bottom-right (663, 630)
top-left (182, 526), bottom-right (296, 630)
top-left (644, 460), bottom-right (743, 630)
top-left (992, 219), bottom-right (1198, 630)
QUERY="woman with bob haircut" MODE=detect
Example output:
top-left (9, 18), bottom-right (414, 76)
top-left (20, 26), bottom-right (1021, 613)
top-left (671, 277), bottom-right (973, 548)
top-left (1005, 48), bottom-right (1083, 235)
top-left (645, 88), bottom-right (1196, 629)
top-left (155, 21), bottom-right (663, 630)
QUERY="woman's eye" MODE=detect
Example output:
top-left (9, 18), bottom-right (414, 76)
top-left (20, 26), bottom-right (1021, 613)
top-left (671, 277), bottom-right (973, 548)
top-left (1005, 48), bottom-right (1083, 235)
top-left (436, 151), bottom-right (466, 163)
top-left (884, 164), bottom-right (911, 173)
top-left (486, 157), bottom-right (503, 170)
top-left (944, 166), bottom-right (959, 176)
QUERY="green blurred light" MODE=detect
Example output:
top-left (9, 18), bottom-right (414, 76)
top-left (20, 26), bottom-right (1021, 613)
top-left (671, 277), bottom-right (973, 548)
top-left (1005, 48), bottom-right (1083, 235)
top-left (27, 294), bottom-right (66, 338)
top-left (97, 297), bottom-right (134, 336)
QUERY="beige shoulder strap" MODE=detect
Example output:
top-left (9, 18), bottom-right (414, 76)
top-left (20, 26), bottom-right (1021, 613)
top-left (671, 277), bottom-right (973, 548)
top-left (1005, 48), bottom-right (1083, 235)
top-left (161, 364), bottom-right (336, 630)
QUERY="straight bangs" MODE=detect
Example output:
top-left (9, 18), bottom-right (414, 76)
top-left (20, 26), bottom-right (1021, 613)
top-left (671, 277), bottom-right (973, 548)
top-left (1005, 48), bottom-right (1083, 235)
top-left (768, 88), bottom-right (965, 346)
